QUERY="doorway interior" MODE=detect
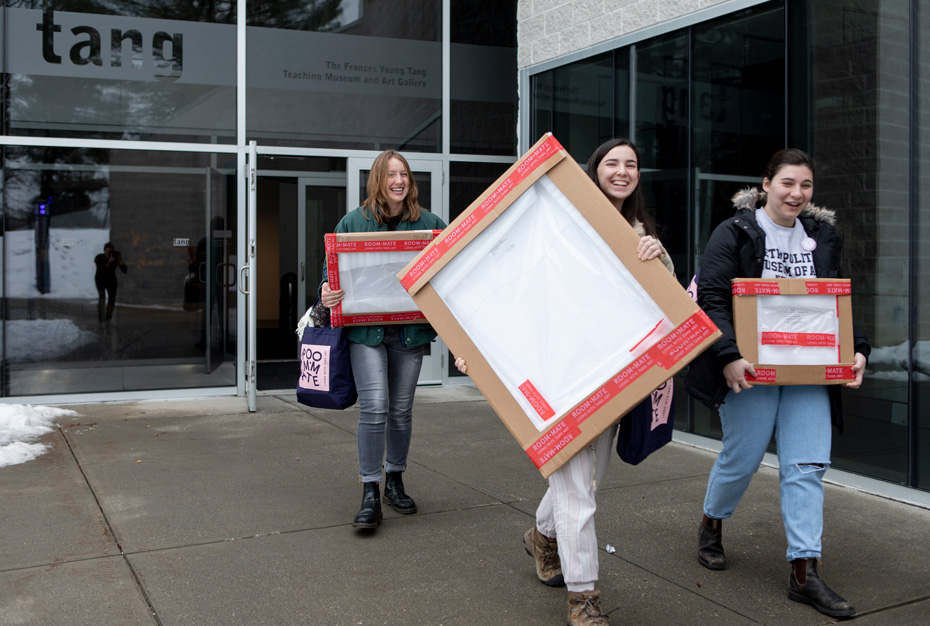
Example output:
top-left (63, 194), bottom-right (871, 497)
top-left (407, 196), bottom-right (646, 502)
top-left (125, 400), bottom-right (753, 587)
top-left (253, 156), bottom-right (445, 392)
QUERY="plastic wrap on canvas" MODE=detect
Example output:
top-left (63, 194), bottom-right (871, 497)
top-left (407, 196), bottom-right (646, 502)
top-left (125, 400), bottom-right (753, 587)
top-left (431, 175), bottom-right (672, 431)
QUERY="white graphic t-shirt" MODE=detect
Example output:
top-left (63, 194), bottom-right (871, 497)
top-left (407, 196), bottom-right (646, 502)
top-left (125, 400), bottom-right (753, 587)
top-left (755, 208), bottom-right (817, 279)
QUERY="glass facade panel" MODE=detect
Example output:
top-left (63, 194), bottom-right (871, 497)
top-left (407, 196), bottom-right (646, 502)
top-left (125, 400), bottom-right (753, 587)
top-left (246, 1), bottom-right (442, 151)
top-left (691, 5), bottom-right (785, 268)
top-left (918, 0), bottom-right (930, 491)
top-left (804, 0), bottom-right (910, 484)
top-left (2, 1), bottom-right (237, 143)
top-left (531, 53), bottom-right (613, 163)
top-left (634, 33), bottom-right (689, 278)
top-left (526, 0), bottom-right (927, 490)
top-left (450, 0), bottom-right (517, 156)
top-left (1, 146), bottom-right (238, 396)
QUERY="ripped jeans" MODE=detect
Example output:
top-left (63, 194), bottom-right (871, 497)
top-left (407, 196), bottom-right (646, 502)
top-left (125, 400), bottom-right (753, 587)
top-left (703, 385), bottom-right (831, 561)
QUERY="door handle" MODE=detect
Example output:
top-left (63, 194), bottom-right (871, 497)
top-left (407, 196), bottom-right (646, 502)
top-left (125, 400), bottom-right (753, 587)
top-left (238, 266), bottom-right (249, 295)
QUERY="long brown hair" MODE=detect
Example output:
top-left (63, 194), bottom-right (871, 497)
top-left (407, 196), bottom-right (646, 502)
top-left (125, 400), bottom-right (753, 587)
top-left (585, 138), bottom-right (657, 239)
top-left (361, 150), bottom-right (422, 225)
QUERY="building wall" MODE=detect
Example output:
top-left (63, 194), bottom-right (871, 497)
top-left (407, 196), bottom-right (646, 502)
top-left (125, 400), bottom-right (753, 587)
top-left (518, 0), bottom-right (732, 68)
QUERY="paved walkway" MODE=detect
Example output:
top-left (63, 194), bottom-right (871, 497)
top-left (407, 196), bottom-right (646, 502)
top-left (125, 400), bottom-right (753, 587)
top-left (2, 387), bottom-right (929, 625)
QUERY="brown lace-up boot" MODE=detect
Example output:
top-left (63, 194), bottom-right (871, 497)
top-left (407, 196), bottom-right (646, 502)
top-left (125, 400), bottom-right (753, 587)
top-left (523, 526), bottom-right (565, 587)
top-left (567, 589), bottom-right (609, 626)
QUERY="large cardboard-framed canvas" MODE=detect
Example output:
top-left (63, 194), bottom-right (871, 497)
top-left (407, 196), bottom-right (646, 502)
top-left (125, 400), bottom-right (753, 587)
top-left (324, 230), bottom-right (442, 327)
top-left (732, 278), bottom-right (856, 385)
top-left (397, 134), bottom-right (721, 477)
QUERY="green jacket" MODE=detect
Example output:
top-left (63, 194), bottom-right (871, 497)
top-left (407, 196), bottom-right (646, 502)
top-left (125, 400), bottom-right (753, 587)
top-left (321, 206), bottom-right (447, 347)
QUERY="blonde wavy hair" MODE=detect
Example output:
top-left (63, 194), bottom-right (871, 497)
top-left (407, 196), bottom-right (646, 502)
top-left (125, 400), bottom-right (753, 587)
top-left (361, 150), bottom-right (422, 225)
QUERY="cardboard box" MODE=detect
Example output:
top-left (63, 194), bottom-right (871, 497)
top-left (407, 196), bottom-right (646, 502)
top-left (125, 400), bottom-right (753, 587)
top-left (325, 230), bottom-right (442, 327)
top-left (397, 134), bottom-right (721, 477)
top-left (732, 278), bottom-right (856, 384)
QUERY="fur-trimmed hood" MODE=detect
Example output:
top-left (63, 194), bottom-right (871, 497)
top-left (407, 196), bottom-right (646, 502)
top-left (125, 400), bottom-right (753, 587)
top-left (730, 187), bottom-right (835, 225)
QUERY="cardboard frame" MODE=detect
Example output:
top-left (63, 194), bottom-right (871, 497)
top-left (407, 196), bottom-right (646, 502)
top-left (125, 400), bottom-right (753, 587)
top-left (732, 278), bottom-right (856, 384)
top-left (325, 230), bottom-right (442, 327)
top-left (397, 134), bottom-right (721, 477)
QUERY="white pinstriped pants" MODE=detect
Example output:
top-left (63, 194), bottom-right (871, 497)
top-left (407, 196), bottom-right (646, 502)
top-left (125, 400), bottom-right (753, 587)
top-left (535, 423), bottom-right (618, 592)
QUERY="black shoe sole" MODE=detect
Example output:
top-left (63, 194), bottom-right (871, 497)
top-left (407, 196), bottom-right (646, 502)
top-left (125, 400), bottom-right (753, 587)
top-left (697, 553), bottom-right (726, 571)
top-left (383, 496), bottom-right (417, 515)
top-left (352, 512), bottom-right (383, 528)
top-left (788, 589), bottom-right (856, 619)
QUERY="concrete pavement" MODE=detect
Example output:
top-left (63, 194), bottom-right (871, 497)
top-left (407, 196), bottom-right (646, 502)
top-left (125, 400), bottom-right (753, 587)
top-left (2, 387), bottom-right (929, 625)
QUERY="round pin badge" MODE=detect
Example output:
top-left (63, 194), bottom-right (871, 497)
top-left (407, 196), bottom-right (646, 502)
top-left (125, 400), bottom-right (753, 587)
top-left (801, 237), bottom-right (817, 252)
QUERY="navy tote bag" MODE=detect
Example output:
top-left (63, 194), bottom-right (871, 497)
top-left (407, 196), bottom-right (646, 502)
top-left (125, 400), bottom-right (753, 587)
top-left (296, 323), bottom-right (357, 410)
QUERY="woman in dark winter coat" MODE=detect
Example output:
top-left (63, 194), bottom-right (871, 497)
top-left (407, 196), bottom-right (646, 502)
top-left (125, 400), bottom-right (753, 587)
top-left (685, 149), bottom-right (869, 620)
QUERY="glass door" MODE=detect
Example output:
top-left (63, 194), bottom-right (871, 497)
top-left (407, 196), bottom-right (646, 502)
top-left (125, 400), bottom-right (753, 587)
top-left (346, 157), bottom-right (446, 385)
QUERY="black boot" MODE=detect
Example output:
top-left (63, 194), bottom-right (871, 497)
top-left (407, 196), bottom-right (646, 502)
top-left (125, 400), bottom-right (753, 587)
top-left (697, 514), bottom-right (726, 570)
top-left (352, 482), bottom-right (382, 529)
top-left (383, 471), bottom-right (417, 515)
top-left (788, 558), bottom-right (855, 619)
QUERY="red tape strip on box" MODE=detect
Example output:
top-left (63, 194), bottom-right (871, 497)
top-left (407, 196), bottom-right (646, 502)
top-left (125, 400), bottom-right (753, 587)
top-left (732, 281), bottom-right (782, 296)
top-left (324, 234), bottom-right (345, 327)
top-left (526, 418), bottom-right (583, 469)
top-left (340, 312), bottom-right (426, 325)
top-left (746, 368), bottom-right (778, 382)
top-left (825, 366), bottom-right (855, 380)
top-left (401, 135), bottom-right (565, 291)
top-left (806, 281), bottom-right (851, 295)
top-left (519, 379), bottom-right (556, 421)
top-left (761, 332), bottom-right (837, 347)
top-left (525, 310), bottom-right (718, 469)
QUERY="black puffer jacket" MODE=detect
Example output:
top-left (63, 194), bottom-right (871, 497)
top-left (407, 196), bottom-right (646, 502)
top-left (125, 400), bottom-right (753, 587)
top-left (685, 188), bottom-right (871, 431)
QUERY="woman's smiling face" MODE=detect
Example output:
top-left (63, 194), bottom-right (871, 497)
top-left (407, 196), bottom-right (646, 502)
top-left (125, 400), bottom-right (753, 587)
top-left (762, 164), bottom-right (814, 227)
top-left (596, 145), bottom-right (640, 208)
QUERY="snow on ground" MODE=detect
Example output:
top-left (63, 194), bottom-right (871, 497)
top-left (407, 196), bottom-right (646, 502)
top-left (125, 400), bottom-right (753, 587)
top-left (0, 404), bottom-right (80, 469)
top-left (1, 319), bottom-right (98, 362)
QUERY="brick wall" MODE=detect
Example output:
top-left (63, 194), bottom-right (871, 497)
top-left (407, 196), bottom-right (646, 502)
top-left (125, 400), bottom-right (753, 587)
top-left (518, 0), bottom-right (730, 68)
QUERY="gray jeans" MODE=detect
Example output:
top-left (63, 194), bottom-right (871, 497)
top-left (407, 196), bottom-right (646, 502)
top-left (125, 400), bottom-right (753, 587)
top-left (349, 326), bottom-right (424, 483)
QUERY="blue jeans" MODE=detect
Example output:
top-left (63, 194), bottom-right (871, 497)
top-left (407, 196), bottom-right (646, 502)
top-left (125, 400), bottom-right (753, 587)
top-left (703, 385), bottom-right (832, 561)
top-left (349, 327), bottom-right (424, 483)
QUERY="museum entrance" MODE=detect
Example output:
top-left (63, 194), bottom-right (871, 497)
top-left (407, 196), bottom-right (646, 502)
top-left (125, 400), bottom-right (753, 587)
top-left (251, 154), bottom-right (446, 392)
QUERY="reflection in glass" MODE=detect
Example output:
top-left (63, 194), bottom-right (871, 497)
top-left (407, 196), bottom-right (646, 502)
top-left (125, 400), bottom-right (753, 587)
top-left (1, 146), bottom-right (237, 396)
top-left (691, 5), bottom-right (785, 267)
top-left (246, 0), bottom-right (442, 151)
top-left (803, 0), bottom-right (909, 484)
top-left (3, 2), bottom-right (236, 143)
top-left (918, 0), bottom-right (930, 491)
top-left (635, 34), bottom-right (689, 282)
top-left (450, 0), bottom-right (517, 156)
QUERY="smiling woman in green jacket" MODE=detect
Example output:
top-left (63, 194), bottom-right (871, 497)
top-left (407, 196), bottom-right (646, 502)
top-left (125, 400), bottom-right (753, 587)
top-left (320, 150), bottom-right (446, 531)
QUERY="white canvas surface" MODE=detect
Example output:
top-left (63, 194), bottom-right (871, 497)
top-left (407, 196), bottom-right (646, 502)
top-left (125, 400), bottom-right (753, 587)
top-left (757, 294), bottom-right (840, 364)
top-left (431, 175), bottom-right (671, 431)
top-left (339, 250), bottom-right (420, 314)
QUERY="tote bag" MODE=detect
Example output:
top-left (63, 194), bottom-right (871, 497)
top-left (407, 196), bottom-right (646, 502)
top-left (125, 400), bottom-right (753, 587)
top-left (296, 323), bottom-right (357, 410)
top-left (616, 378), bottom-right (675, 465)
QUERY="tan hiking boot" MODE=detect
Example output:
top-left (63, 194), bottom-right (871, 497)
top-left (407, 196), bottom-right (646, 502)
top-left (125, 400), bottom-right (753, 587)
top-left (567, 590), bottom-right (609, 625)
top-left (523, 526), bottom-right (565, 587)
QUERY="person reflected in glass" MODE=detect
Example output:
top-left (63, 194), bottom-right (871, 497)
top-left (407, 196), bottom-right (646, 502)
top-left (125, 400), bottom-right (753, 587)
top-left (319, 150), bottom-right (446, 532)
top-left (685, 149), bottom-right (869, 619)
top-left (455, 138), bottom-right (674, 626)
top-left (93, 242), bottom-right (127, 323)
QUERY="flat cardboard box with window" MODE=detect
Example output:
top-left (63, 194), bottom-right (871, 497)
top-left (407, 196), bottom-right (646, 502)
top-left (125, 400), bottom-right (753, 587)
top-left (732, 278), bottom-right (856, 385)
top-left (398, 134), bottom-right (721, 477)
